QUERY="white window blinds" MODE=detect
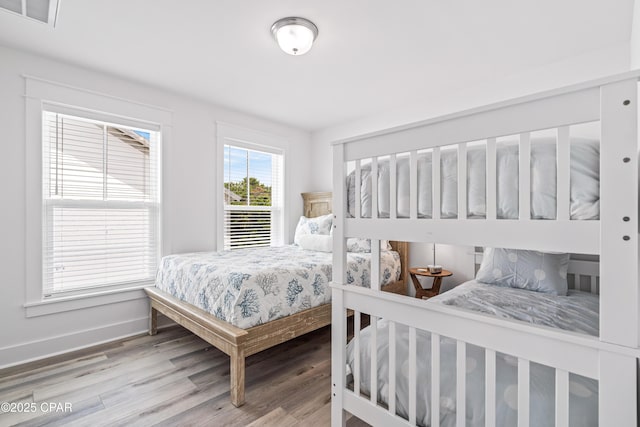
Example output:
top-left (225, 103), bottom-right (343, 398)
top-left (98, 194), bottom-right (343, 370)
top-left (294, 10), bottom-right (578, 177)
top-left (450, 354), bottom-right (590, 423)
top-left (42, 111), bottom-right (161, 296)
top-left (223, 144), bottom-right (283, 250)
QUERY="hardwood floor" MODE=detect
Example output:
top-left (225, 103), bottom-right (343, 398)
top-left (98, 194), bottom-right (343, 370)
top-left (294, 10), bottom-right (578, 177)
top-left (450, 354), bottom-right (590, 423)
top-left (0, 325), bottom-right (369, 426)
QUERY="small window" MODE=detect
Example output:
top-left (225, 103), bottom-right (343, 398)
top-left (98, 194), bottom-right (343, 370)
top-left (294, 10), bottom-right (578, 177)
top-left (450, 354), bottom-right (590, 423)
top-left (42, 111), bottom-right (161, 297)
top-left (223, 144), bottom-right (283, 249)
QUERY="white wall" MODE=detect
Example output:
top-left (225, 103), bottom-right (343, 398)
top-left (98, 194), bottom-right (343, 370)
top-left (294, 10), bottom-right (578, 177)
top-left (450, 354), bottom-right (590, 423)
top-left (632, 0), bottom-right (640, 69)
top-left (0, 45), bottom-right (312, 367)
top-left (309, 43), bottom-right (631, 291)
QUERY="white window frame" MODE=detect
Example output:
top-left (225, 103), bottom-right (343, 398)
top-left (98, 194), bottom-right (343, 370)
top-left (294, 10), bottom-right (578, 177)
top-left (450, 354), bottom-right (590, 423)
top-left (24, 76), bottom-right (172, 317)
top-left (216, 123), bottom-right (287, 251)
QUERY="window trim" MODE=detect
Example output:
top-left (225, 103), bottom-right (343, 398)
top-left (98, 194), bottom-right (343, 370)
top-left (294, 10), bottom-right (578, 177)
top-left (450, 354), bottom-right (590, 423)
top-left (216, 122), bottom-right (287, 251)
top-left (25, 75), bottom-right (172, 313)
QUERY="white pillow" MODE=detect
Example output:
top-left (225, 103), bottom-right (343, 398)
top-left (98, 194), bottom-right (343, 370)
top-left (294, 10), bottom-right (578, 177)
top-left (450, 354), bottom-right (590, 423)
top-left (294, 214), bottom-right (333, 245)
top-left (475, 248), bottom-right (569, 295)
top-left (298, 234), bottom-right (332, 252)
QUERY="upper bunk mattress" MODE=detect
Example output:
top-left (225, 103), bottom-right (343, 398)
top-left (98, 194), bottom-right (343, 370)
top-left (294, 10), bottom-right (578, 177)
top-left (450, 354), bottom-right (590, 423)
top-left (347, 137), bottom-right (600, 220)
top-left (155, 245), bottom-right (401, 329)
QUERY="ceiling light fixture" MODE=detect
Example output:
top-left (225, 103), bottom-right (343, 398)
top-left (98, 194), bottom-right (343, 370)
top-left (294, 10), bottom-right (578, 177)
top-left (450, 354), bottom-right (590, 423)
top-left (271, 17), bottom-right (318, 56)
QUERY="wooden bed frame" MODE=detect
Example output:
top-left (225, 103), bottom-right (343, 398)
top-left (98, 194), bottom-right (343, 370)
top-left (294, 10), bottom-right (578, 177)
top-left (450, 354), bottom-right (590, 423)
top-left (145, 191), bottom-right (408, 407)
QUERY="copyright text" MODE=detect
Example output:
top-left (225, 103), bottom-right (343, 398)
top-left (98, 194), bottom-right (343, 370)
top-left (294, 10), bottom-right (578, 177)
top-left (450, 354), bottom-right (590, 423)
top-left (0, 401), bottom-right (73, 413)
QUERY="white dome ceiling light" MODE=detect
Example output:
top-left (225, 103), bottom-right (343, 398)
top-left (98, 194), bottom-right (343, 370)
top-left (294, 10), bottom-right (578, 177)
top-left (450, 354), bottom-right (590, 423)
top-left (271, 17), bottom-right (318, 56)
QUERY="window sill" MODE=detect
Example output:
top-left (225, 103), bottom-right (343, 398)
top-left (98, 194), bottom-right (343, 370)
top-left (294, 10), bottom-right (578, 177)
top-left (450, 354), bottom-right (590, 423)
top-left (24, 284), bottom-right (153, 318)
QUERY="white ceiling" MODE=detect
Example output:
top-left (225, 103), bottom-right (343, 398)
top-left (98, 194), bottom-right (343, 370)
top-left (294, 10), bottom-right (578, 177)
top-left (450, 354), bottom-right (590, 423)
top-left (0, 0), bottom-right (634, 131)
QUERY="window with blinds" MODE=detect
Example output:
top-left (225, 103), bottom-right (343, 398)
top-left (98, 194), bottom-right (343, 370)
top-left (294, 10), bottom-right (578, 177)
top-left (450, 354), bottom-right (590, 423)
top-left (42, 111), bottom-right (161, 296)
top-left (223, 144), bottom-right (283, 250)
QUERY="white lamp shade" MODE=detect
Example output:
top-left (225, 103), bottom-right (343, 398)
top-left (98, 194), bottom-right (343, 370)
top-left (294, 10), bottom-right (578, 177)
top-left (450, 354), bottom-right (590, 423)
top-left (271, 17), bottom-right (318, 56)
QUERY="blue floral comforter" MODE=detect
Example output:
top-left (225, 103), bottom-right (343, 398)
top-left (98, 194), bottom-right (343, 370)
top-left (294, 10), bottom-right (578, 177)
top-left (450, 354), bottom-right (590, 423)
top-left (155, 245), bottom-right (401, 329)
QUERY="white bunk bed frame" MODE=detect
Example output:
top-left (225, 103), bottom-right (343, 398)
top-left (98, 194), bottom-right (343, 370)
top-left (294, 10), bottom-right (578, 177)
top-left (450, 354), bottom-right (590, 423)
top-left (330, 71), bottom-right (640, 427)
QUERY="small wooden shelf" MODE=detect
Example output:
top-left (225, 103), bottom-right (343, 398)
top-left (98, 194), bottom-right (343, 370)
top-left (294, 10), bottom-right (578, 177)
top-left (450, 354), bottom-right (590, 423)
top-left (409, 267), bottom-right (452, 299)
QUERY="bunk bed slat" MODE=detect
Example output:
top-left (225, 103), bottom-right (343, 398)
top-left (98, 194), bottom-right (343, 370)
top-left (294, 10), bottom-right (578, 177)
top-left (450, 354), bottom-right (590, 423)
top-left (371, 158), bottom-right (378, 219)
top-left (354, 311), bottom-right (361, 397)
top-left (431, 333), bottom-right (441, 427)
top-left (517, 358), bottom-right (530, 427)
top-left (409, 326), bottom-right (417, 425)
top-left (456, 340), bottom-right (466, 427)
top-left (410, 150), bottom-right (418, 219)
top-left (432, 147), bottom-right (441, 220)
top-left (355, 160), bottom-right (362, 219)
top-left (518, 133), bottom-right (531, 220)
top-left (370, 315), bottom-right (378, 405)
top-left (485, 349), bottom-right (496, 427)
top-left (388, 320), bottom-right (397, 416)
top-left (390, 154), bottom-right (397, 220)
top-left (555, 369), bottom-right (569, 427)
top-left (457, 143), bottom-right (467, 219)
top-left (486, 138), bottom-right (497, 220)
top-left (556, 126), bottom-right (571, 221)
top-left (371, 239), bottom-right (381, 291)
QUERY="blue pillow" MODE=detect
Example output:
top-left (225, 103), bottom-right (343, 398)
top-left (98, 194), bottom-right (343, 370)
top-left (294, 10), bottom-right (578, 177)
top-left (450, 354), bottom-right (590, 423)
top-left (475, 248), bottom-right (569, 295)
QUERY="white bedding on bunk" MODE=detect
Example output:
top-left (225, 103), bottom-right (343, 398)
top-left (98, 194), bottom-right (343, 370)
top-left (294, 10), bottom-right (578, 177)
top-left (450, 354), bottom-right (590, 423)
top-left (347, 138), bottom-right (600, 220)
top-left (155, 245), bottom-right (401, 329)
top-left (346, 281), bottom-right (599, 427)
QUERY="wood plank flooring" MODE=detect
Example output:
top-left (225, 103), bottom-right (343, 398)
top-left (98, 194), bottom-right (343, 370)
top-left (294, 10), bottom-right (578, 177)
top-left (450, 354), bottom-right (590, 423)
top-left (0, 325), bottom-right (369, 426)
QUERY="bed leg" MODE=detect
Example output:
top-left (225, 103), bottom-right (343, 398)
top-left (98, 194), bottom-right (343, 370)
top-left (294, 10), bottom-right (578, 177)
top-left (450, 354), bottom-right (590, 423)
top-left (149, 305), bottom-right (158, 336)
top-left (230, 347), bottom-right (245, 407)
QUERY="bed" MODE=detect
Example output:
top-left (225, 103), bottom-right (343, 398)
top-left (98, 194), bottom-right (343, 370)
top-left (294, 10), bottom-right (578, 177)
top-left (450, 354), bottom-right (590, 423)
top-left (347, 278), bottom-right (600, 427)
top-left (145, 191), bottom-right (408, 407)
top-left (330, 72), bottom-right (640, 427)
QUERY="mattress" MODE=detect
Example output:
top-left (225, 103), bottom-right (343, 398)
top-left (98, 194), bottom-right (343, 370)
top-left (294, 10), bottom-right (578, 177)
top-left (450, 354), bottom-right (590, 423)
top-left (347, 281), bottom-right (599, 426)
top-left (155, 245), bottom-right (401, 329)
top-left (347, 137), bottom-right (600, 220)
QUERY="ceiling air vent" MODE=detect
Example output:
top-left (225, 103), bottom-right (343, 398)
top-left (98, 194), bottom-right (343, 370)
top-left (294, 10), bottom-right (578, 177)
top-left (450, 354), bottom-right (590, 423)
top-left (0, 0), bottom-right (60, 26)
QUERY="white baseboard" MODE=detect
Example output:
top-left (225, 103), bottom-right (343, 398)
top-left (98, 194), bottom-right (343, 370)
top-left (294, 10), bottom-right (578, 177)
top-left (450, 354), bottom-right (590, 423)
top-left (0, 315), bottom-right (175, 369)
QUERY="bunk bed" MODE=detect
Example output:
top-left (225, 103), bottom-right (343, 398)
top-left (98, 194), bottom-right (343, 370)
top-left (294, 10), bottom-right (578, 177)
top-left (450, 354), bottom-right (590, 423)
top-left (330, 71), bottom-right (640, 426)
top-left (145, 192), bottom-right (409, 407)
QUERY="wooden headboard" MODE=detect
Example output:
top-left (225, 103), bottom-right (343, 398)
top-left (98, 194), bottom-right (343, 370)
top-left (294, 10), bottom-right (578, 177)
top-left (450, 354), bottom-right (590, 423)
top-left (300, 192), bottom-right (409, 293)
top-left (301, 192), bottom-right (332, 218)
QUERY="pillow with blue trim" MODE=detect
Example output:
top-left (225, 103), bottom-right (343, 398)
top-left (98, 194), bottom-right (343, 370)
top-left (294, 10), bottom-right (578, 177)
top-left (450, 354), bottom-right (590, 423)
top-left (294, 214), bottom-right (333, 245)
top-left (475, 248), bottom-right (569, 295)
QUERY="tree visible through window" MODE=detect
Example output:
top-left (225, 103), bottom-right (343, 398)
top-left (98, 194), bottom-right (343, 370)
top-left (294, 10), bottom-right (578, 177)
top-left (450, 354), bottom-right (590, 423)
top-left (223, 145), bottom-right (283, 249)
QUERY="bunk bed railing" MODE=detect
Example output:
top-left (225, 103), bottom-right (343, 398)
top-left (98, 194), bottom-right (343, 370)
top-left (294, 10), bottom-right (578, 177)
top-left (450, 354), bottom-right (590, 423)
top-left (331, 72), bottom-right (640, 427)
top-left (335, 284), bottom-right (640, 427)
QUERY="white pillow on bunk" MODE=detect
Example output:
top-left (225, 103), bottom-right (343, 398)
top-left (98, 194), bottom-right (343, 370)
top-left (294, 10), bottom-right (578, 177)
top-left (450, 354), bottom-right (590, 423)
top-left (475, 248), bottom-right (569, 295)
top-left (297, 234), bottom-right (333, 252)
top-left (346, 238), bottom-right (393, 253)
top-left (293, 214), bottom-right (333, 245)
